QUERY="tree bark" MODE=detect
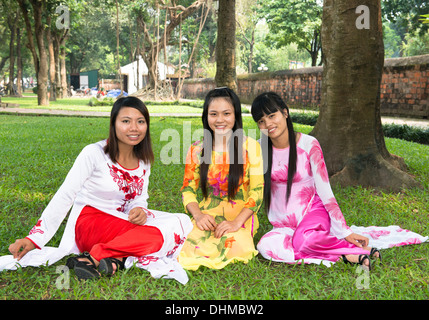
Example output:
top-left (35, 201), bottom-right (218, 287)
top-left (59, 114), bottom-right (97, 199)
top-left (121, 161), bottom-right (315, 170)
top-left (307, 29), bottom-right (321, 67)
top-left (32, 0), bottom-right (49, 105)
top-left (16, 26), bottom-right (23, 97)
top-left (53, 35), bottom-right (61, 98)
top-left (310, 0), bottom-right (419, 191)
top-left (7, 9), bottom-right (18, 96)
top-left (52, 25), bottom-right (68, 99)
top-left (215, 0), bottom-right (237, 91)
top-left (60, 35), bottom-right (68, 97)
top-left (47, 16), bottom-right (56, 101)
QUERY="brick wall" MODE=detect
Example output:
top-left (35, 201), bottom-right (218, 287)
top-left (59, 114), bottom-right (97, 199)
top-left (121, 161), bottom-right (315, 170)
top-left (181, 54), bottom-right (429, 118)
top-left (381, 55), bottom-right (429, 118)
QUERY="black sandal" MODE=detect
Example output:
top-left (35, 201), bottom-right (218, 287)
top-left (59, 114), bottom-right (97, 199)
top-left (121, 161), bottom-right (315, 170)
top-left (370, 248), bottom-right (382, 263)
top-left (98, 257), bottom-right (125, 276)
top-left (342, 254), bottom-right (372, 270)
top-left (66, 252), bottom-right (91, 270)
top-left (73, 251), bottom-right (100, 280)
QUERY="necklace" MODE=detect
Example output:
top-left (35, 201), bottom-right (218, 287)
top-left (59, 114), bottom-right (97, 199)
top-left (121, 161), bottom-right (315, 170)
top-left (274, 149), bottom-right (288, 167)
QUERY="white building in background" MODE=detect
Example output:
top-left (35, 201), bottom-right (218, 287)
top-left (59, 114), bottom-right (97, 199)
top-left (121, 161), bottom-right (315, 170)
top-left (120, 56), bottom-right (175, 95)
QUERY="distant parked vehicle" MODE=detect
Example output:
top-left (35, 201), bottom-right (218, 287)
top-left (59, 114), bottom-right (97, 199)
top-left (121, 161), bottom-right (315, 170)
top-left (106, 89), bottom-right (128, 98)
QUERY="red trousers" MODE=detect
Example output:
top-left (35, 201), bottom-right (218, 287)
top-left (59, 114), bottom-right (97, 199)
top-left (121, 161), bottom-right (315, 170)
top-left (75, 206), bottom-right (164, 261)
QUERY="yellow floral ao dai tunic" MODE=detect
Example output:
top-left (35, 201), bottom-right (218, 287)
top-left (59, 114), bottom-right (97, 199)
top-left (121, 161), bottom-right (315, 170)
top-left (179, 137), bottom-right (264, 270)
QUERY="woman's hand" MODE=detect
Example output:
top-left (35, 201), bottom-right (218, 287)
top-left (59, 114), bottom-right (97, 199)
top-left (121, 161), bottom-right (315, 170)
top-left (214, 220), bottom-right (241, 238)
top-left (128, 207), bottom-right (148, 225)
top-left (194, 212), bottom-right (217, 231)
top-left (345, 233), bottom-right (369, 248)
top-left (186, 202), bottom-right (217, 231)
top-left (9, 238), bottom-right (36, 261)
top-left (213, 208), bottom-right (253, 238)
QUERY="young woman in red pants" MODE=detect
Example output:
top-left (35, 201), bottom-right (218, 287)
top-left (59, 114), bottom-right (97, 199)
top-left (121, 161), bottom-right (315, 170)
top-left (5, 97), bottom-right (192, 283)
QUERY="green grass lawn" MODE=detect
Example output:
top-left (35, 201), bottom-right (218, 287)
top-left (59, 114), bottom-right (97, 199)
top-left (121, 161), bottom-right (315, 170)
top-left (0, 115), bottom-right (428, 301)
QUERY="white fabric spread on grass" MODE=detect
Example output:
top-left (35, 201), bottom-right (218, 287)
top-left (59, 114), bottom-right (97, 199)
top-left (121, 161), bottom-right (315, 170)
top-left (0, 140), bottom-right (193, 284)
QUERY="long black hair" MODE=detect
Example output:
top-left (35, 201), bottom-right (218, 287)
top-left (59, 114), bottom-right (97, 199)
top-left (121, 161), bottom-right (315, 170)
top-left (104, 96), bottom-right (154, 165)
top-left (251, 92), bottom-right (297, 213)
top-left (200, 87), bottom-right (244, 200)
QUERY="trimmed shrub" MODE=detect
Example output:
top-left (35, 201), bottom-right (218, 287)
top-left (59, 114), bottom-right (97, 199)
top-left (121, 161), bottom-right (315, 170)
top-left (88, 97), bottom-right (115, 106)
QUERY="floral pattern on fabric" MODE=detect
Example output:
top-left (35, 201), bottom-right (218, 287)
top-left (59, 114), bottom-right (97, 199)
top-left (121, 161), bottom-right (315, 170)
top-left (258, 133), bottom-right (355, 264)
top-left (29, 220), bottom-right (44, 235)
top-left (179, 137), bottom-right (264, 270)
top-left (108, 164), bottom-right (145, 212)
top-left (257, 133), bottom-right (429, 266)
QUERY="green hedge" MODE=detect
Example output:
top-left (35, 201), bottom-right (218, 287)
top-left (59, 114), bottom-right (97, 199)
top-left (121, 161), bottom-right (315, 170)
top-left (290, 112), bottom-right (318, 126)
top-left (290, 112), bottom-right (429, 145)
top-left (382, 123), bottom-right (429, 145)
top-left (88, 97), bottom-right (115, 106)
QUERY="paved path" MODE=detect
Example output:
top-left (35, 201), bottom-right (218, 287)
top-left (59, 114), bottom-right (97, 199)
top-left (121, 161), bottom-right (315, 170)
top-left (376, 116), bottom-right (428, 128)
top-left (1, 106), bottom-right (428, 129)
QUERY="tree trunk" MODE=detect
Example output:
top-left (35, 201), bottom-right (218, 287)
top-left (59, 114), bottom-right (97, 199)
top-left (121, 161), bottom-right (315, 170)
top-left (309, 29), bottom-right (321, 67)
top-left (0, 57), bottom-right (9, 75)
top-left (137, 1), bottom-right (203, 93)
top-left (33, 0), bottom-right (49, 105)
top-left (248, 30), bottom-right (255, 74)
top-left (18, 0), bottom-right (49, 105)
top-left (60, 36), bottom-right (68, 97)
top-left (310, 0), bottom-right (419, 191)
top-left (47, 16), bottom-right (56, 101)
top-left (53, 35), bottom-right (61, 98)
top-left (16, 27), bottom-right (23, 96)
top-left (176, 3), bottom-right (209, 99)
top-left (7, 9), bottom-right (18, 96)
top-left (215, 0), bottom-right (237, 91)
top-left (140, 54), bottom-right (158, 90)
top-left (115, 0), bottom-right (123, 95)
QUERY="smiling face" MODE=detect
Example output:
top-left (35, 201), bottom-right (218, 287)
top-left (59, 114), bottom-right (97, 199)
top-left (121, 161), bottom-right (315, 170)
top-left (207, 97), bottom-right (236, 137)
top-left (114, 107), bottom-right (147, 149)
top-left (256, 109), bottom-right (289, 143)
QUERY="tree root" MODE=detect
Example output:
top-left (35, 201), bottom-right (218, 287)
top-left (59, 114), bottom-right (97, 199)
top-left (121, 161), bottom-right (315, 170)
top-left (330, 153), bottom-right (421, 192)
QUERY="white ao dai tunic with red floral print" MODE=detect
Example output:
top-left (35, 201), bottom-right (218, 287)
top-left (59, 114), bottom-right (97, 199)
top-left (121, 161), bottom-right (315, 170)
top-left (0, 140), bottom-right (193, 284)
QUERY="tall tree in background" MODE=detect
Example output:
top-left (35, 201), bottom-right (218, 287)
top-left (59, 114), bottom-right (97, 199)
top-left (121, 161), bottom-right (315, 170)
top-left (383, 0), bottom-right (428, 36)
top-left (310, 0), bottom-right (419, 191)
top-left (46, 3), bottom-right (69, 102)
top-left (382, 0), bottom-right (429, 57)
top-left (135, 0), bottom-right (206, 90)
top-left (236, 0), bottom-right (259, 74)
top-left (18, 0), bottom-right (49, 105)
top-left (260, 0), bottom-right (322, 66)
top-left (5, 4), bottom-right (20, 96)
top-left (115, 0), bottom-right (123, 95)
top-left (215, 0), bottom-right (237, 90)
